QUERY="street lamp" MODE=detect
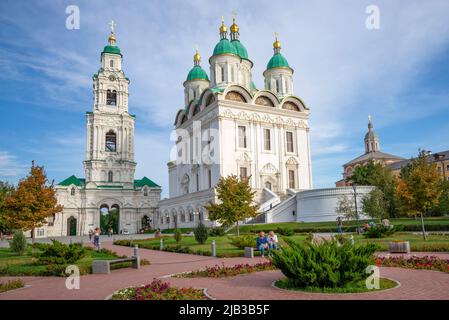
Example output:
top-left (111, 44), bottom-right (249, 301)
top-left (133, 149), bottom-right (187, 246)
top-left (352, 183), bottom-right (360, 235)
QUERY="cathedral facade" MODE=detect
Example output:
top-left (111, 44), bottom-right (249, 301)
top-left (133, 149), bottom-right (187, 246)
top-left (157, 17), bottom-right (313, 229)
top-left (35, 27), bottom-right (161, 238)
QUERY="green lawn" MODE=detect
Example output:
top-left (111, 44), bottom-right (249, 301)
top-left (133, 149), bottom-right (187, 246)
top-left (232, 217), bottom-right (449, 234)
top-left (117, 230), bottom-right (449, 256)
top-left (0, 247), bottom-right (125, 276)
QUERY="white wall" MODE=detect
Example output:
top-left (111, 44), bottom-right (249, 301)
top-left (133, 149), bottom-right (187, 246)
top-left (296, 186), bottom-right (373, 222)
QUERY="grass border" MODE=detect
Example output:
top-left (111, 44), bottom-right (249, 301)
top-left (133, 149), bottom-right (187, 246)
top-left (272, 277), bottom-right (400, 295)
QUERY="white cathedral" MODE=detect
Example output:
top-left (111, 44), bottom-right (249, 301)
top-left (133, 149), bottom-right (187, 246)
top-left (36, 18), bottom-right (373, 237)
top-left (156, 17), bottom-right (313, 229)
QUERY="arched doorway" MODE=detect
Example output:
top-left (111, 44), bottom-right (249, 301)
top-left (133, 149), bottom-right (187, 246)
top-left (67, 216), bottom-right (77, 236)
top-left (100, 204), bottom-right (120, 234)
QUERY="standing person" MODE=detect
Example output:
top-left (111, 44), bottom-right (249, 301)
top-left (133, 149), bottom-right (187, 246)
top-left (93, 227), bottom-right (100, 250)
top-left (257, 231), bottom-right (270, 258)
top-left (108, 227), bottom-right (113, 237)
top-left (267, 230), bottom-right (279, 250)
top-left (336, 217), bottom-right (343, 234)
top-left (88, 229), bottom-right (93, 242)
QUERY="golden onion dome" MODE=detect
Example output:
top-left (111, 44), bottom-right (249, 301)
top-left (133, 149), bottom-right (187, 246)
top-left (193, 49), bottom-right (201, 63)
top-left (230, 18), bottom-right (239, 33)
top-left (273, 32), bottom-right (281, 49)
top-left (219, 16), bottom-right (227, 33)
top-left (108, 33), bottom-right (116, 45)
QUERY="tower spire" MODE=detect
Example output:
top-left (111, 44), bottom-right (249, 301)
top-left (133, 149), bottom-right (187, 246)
top-left (193, 46), bottom-right (201, 66)
top-left (273, 32), bottom-right (281, 54)
top-left (219, 16), bottom-right (228, 39)
top-left (108, 20), bottom-right (117, 45)
top-left (230, 11), bottom-right (239, 40)
top-left (364, 114), bottom-right (380, 153)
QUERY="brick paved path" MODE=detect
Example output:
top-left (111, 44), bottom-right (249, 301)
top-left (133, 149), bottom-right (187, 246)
top-left (1, 244), bottom-right (448, 300)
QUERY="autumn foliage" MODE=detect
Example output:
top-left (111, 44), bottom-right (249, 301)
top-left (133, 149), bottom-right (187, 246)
top-left (3, 162), bottom-right (63, 240)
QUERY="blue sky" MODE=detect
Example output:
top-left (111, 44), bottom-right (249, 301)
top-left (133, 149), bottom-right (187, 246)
top-left (1, 0), bottom-right (449, 197)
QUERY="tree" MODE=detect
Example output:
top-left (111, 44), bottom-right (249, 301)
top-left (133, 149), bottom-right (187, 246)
top-left (0, 181), bottom-right (14, 238)
top-left (335, 195), bottom-right (357, 221)
top-left (347, 161), bottom-right (399, 218)
top-left (362, 188), bottom-right (387, 221)
top-left (3, 162), bottom-right (63, 243)
top-left (430, 179), bottom-right (449, 216)
top-left (204, 175), bottom-right (258, 237)
top-left (396, 151), bottom-right (442, 240)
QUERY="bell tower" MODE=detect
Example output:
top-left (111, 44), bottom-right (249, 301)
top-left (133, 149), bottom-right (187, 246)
top-left (84, 21), bottom-right (136, 187)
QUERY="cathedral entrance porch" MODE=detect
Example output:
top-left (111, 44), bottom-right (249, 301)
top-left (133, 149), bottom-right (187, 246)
top-left (100, 204), bottom-right (120, 235)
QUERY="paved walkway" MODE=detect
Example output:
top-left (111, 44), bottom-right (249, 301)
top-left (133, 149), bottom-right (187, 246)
top-left (1, 244), bottom-right (448, 300)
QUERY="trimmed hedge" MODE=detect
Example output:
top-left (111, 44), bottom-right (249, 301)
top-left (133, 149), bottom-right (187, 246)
top-left (249, 223), bottom-right (449, 234)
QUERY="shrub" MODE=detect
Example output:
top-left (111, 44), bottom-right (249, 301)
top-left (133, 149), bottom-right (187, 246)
top-left (174, 229), bottom-right (182, 243)
top-left (209, 226), bottom-right (226, 237)
top-left (229, 235), bottom-right (256, 249)
top-left (9, 230), bottom-right (27, 255)
top-left (275, 227), bottom-right (294, 236)
top-left (43, 264), bottom-right (69, 276)
top-left (363, 225), bottom-right (397, 238)
top-left (36, 240), bottom-right (86, 265)
top-left (333, 234), bottom-right (349, 244)
top-left (0, 279), bottom-right (25, 293)
top-left (271, 238), bottom-right (378, 288)
top-left (193, 222), bottom-right (208, 244)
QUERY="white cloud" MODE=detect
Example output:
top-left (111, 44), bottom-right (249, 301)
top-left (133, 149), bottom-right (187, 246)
top-left (0, 151), bottom-right (27, 179)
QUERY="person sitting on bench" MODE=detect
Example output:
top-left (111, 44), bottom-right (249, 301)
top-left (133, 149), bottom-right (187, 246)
top-left (257, 231), bottom-right (270, 257)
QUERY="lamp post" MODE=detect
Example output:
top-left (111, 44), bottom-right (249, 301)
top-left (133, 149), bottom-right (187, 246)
top-left (352, 184), bottom-right (360, 235)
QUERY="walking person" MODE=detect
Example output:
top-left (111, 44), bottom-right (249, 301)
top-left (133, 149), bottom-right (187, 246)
top-left (93, 227), bottom-right (100, 250)
top-left (88, 229), bottom-right (93, 242)
top-left (108, 227), bottom-right (113, 237)
top-left (257, 231), bottom-right (270, 258)
top-left (336, 217), bottom-right (343, 234)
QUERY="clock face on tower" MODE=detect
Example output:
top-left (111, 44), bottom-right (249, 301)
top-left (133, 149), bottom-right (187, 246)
top-left (109, 75), bottom-right (116, 81)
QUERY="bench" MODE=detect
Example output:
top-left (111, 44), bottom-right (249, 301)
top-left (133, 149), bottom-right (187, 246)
top-left (92, 256), bottom-right (140, 274)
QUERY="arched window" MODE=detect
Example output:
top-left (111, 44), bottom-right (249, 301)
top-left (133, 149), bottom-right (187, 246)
top-left (220, 66), bottom-right (225, 82)
top-left (70, 187), bottom-right (75, 196)
top-left (106, 89), bottom-right (117, 105)
top-left (105, 130), bottom-right (116, 152)
top-left (143, 188), bottom-right (148, 196)
top-left (108, 171), bottom-right (113, 182)
top-left (276, 79), bottom-right (281, 93)
top-left (110, 60), bottom-right (114, 68)
top-left (189, 212), bottom-right (194, 222)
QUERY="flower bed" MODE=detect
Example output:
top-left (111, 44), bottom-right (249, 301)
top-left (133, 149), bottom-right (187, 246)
top-left (111, 279), bottom-right (207, 300)
top-left (376, 255), bottom-right (449, 273)
top-left (0, 279), bottom-right (25, 293)
top-left (176, 262), bottom-right (276, 278)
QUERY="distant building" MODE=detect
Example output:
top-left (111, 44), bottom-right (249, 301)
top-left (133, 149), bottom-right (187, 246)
top-left (388, 150), bottom-right (449, 181)
top-left (335, 116), bottom-right (404, 187)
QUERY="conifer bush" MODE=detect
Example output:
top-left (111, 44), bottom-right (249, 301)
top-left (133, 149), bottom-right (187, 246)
top-left (9, 230), bottom-right (27, 255)
top-left (193, 222), bottom-right (208, 244)
top-left (271, 238), bottom-right (378, 288)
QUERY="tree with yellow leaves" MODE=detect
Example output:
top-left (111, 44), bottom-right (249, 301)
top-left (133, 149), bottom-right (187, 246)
top-left (3, 161), bottom-right (63, 243)
top-left (204, 174), bottom-right (258, 237)
top-left (396, 151), bottom-right (442, 240)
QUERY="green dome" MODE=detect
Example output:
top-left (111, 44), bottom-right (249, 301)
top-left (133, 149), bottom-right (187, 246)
top-left (212, 39), bottom-right (238, 56)
top-left (231, 40), bottom-right (249, 60)
top-left (267, 53), bottom-right (290, 70)
top-left (102, 45), bottom-right (121, 55)
top-left (186, 65), bottom-right (209, 81)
